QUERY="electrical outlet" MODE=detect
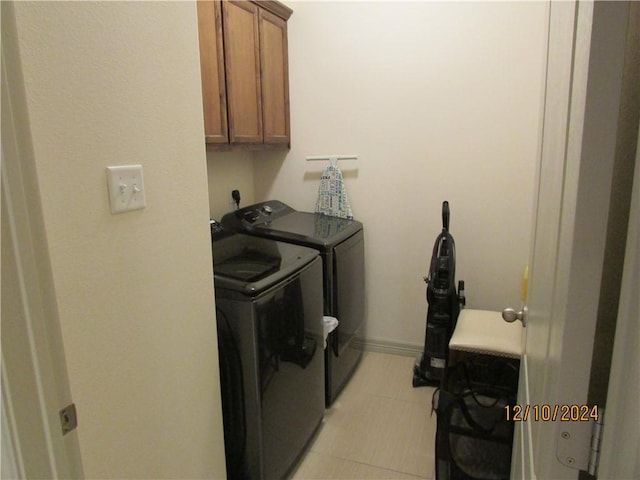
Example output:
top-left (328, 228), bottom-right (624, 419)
top-left (231, 189), bottom-right (241, 208)
top-left (106, 165), bottom-right (146, 214)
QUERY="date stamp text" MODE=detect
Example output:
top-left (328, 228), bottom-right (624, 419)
top-left (505, 404), bottom-right (599, 422)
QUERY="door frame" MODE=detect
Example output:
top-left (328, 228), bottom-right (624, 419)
top-left (1, 3), bottom-right (83, 477)
top-left (597, 127), bottom-right (639, 479)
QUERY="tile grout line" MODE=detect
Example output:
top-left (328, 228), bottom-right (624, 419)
top-left (302, 450), bottom-right (432, 480)
top-left (294, 352), bottom-right (437, 479)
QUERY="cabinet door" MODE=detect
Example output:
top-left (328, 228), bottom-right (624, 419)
top-left (259, 8), bottom-right (290, 145)
top-left (196, 1), bottom-right (228, 144)
top-left (223, 1), bottom-right (263, 144)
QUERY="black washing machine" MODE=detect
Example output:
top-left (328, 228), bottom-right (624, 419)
top-left (211, 220), bottom-right (324, 480)
top-left (221, 201), bottom-right (365, 406)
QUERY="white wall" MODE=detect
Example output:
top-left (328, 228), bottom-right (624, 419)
top-left (249, 1), bottom-right (549, 347)
top-left (11, 2), bottom-right (226, 478)
top-left (207, 151), bottom-right (256, 220)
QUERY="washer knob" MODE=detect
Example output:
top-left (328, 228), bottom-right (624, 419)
top-left (262, 205), bottom-right (273, 215)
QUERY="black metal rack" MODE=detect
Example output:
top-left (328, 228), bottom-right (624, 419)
top-left (434, 354), bottom-right (519, 480)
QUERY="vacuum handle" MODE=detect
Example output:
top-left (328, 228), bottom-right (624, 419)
top-left (442, 201), bottom-right (450, 231)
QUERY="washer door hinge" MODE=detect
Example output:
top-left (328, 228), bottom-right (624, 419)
top-left (59, 403), bottom-right (78, 436)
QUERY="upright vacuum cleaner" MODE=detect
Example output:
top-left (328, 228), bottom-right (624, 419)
top-left (413, 201), bottom-right (465, 387)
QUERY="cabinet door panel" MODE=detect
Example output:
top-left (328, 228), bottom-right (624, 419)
top-left (197, 1), bottom-right (228, 143)
top-left (259, 9), bottom-right (290, 145)
top-left (223, 1), bottom-right (263, 144)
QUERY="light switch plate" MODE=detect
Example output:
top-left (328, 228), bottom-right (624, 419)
top-left (106, 165), bottom-right (146, 214)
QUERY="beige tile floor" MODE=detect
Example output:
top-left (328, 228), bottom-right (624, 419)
top-left (292, 352), bottom-right (437, 479)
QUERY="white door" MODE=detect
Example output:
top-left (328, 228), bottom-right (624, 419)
top-left (512, 1), bottom-right (635, 479)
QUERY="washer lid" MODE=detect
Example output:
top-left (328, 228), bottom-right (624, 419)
top-left (212, 232), bottom-right (318, 295)
top-left (222, 201), bottom-right (362, 249)
top-left (257, 211), bottom-right (362, 248)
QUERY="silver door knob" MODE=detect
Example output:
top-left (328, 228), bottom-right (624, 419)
top-left (502, 307), bottom-right (527, 326)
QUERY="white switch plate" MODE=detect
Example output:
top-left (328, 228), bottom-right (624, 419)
top-left (106, 165), bottom-right (146, 214)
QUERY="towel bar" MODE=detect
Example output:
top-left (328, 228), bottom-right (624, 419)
top-left (305, 155), bottom-right (358, 162)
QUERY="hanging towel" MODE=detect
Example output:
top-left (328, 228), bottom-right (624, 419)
top-left (315, 157), bottom-right (354, 219)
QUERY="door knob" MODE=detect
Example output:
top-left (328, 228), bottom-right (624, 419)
top-left (502, 306), bottom-right (527, 326)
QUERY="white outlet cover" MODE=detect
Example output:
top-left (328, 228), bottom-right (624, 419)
top-left (106, 165), bottom-right (146, 214)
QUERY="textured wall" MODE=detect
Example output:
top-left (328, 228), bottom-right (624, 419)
top-left (253, 1), bottom-right (548, 347)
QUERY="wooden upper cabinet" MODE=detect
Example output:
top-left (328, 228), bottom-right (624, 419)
top-left (197, 0), bottom-right (292, 148)
top-left (223, 1), bottom-right (263, 144)
top-left (259, 8), bottom-right (290, 144)
top-left (196, 1), bottom-right (228, 144)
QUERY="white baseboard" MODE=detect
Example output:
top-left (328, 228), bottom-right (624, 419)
top-left (353, 338), bottom-right (423, 358)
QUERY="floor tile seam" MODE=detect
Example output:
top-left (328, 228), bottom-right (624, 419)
top-left (365, 391), bottom-right (436, 409)
top-left (306, 451), bottom-right (430, 480)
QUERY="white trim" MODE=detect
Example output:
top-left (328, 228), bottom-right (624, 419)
top-left (2, 356), bottom-right (24, 479)
top-left (1, 143), bottom-right (25, 480)
top-left (1, 6), bottom-right (82, 475)
top-left (1, 147), bottom-right (60, 477)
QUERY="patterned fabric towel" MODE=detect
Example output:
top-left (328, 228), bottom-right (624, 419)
top-left (315, 158), bottom-right (353, 219)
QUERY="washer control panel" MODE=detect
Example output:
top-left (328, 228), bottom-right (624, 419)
top-left (223, 200), bottom-right (295, 229)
